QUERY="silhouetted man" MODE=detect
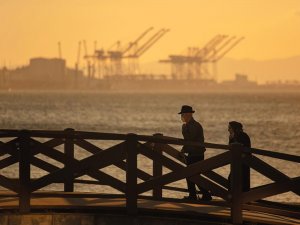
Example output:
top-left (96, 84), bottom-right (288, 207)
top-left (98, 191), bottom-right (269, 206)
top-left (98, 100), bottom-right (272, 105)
top-left (179, 105), bottom-right (212, 201)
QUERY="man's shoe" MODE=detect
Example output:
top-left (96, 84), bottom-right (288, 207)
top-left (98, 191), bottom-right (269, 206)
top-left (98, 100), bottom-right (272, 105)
top-left (200, 194), bottom-right (212, 201)
top-left (183, 195), bottom-right (197, 200)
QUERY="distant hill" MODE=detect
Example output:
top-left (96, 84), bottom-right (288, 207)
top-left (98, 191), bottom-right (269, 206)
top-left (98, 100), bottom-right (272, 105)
top-left (141, 55), bottom-right (300, 83)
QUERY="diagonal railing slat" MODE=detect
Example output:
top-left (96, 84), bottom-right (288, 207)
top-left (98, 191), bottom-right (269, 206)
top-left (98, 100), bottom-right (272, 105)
top-left (152, 142), bottom-right (230, 189)
top-left (31, 138), bottom-right (64, 149)
top-left (194, 175), bottom-right (229, 200)
top-left (140, 143), bottom-right (230, 199)
top-left (30, 137), bottom-right (127, 191)
top-left (31, 142), bottom-right (127, 192)
top-left (86, 170), bottom-right (126, 193)
top-left (244, 155), bottom-right (300, 196)
top-left (30, 156), bottom-right (60, 173)
top-left (30, 139), bottom-right (67, 164)
top-left (138, 144), bottom-right (231, 195)
top-left (242, 177), bottom-right (300, 203)
top-left (0, 174), bottom-right (19, 193)
top-left (203, 171), bottom-right (229, 189)
top-left (0, 138), bottom-right (19, 157)
top-left (75, 139), bottom-right (152, 181)
top-left (0, 155), bottom-right (18, 169)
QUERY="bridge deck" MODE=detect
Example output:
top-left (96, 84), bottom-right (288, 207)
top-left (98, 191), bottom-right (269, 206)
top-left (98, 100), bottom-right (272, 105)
top-left (0, 194), bottom-right (299, 225)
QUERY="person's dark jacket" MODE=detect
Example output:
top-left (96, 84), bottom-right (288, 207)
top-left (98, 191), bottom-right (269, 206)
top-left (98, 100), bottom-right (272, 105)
top-left (182, 118), bottom-right (206, 155)
top-left (229, 131), bottom-right (251, 148)
top-left (228, 131), bottom-right (251, 192)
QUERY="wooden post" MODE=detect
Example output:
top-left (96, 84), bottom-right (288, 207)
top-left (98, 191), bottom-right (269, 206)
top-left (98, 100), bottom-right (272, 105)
top-left (19, 130), bottom-right (31, 213)
top-left (152, 133), bottom-right (163, 199)
top-left (230, 143), bottom-right (243, 225)
top-left (64, 128), bottom-right (75, 192)
top-left (125, 133), bottom-right (138, 215)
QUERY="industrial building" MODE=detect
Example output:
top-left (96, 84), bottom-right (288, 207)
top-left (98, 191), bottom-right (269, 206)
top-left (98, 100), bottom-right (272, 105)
top-left (0, 57), bottom-right (106, 90)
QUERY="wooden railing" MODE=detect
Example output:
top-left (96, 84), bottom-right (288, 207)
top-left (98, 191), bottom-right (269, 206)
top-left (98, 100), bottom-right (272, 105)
top-left (0, 129), bottom-right (299, 225)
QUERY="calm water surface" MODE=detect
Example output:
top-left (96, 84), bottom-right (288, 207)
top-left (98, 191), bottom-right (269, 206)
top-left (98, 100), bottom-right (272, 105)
top-left (0, 91), bottom-right (299, 202)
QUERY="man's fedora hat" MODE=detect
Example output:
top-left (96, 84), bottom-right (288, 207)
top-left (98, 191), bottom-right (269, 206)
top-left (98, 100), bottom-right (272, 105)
top-left (178, 105), bottom-right (195, 114)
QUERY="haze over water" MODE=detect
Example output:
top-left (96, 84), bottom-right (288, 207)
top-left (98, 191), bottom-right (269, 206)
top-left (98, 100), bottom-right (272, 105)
top-left (0, 91), bottom-right (299, 202)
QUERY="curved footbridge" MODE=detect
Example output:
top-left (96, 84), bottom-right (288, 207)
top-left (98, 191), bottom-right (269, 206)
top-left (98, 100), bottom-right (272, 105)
top-left (0, 129), bottom-right (299, 225)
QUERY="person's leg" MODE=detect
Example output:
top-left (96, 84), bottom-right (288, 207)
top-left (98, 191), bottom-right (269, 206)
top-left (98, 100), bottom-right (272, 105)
top-left (192, 155), bottom-right (212, 200)
top-left (185, 156), bottom-right (197, 199)
top-left (228, 173), bottom-right (231, 191)
top-left (186, 179), bottom-right (197, 198)
top-left (242, 164), bottom-right (250, 192)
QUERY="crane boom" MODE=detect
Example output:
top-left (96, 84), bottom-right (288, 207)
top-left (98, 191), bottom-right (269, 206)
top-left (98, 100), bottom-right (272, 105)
top-left (122, 27), bottom-right (154, 54)
top-left (136, 29), bottom-right (169, 57)
top-left (129, 29), bottom-right (164, 57)
top-left (131, 29), bottom-right (169, 57)
top-left (200, 35), bottom-right (228, 60)
top-left (213, 37), bottom-right (244, 62)
top-left (108, 41), bottom-right (121, 51)
top-left (207, 36), bottom-right (236, 60)
top-left (195, 35), bottom-right (220, 57)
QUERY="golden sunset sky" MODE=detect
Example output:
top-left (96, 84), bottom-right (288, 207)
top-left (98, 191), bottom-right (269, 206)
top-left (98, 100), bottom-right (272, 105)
top-left (1, 0), bottom-right (300, 68)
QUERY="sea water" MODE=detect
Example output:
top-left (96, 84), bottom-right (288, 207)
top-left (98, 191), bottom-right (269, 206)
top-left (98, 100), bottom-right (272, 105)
top-left (0, 91), bottom-right (299, 202)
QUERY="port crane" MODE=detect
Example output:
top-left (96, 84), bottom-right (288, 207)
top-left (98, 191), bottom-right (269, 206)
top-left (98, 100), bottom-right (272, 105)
top-left (208, 36), bottom-right (244, 78)
top-left (160, 35), bottom-right (244, 80)
top-left (188, 35), bottom-right (229, 79)
top-left (159, 35), bottom-right (227, 79)
top-left (75, 41), bottom-right (81, 72)
top-left (125, 28), bottom-right (169, 75)
top-left (82, 40), bottom-right (97, 78)
top-left (102, 27), bottom-right (168, 77)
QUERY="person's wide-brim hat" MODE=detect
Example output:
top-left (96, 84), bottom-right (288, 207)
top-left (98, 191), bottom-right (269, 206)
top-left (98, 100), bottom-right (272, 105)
top-left (178, 105), bottom-right (195, 114)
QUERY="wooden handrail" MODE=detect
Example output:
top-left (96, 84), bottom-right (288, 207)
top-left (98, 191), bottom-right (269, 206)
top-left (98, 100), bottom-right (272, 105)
top-left (1, 129), bottom-right (299, 162)
top-left (250, 147), bottom-right (300, 163)
top-left (0, 128), bottom-right (299, 223)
